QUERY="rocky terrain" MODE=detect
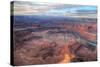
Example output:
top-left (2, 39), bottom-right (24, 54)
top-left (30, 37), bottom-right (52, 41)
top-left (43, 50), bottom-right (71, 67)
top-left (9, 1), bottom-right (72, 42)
top-left (13, 21), bottom-right (97, 66)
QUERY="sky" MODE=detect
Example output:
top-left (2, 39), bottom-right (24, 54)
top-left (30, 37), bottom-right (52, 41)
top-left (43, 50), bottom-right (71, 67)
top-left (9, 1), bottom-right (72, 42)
top-left (12, 1), bottom-right (97, 18)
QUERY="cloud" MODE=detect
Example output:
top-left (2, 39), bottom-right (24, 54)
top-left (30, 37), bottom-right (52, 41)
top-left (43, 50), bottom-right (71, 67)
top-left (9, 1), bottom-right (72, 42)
top-left (12, 1), bottom-right (97, 18)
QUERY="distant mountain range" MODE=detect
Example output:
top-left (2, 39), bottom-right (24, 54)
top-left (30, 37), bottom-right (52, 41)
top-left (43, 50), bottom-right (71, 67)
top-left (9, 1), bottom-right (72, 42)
top-left (12, 15), bottom-right (97, 24)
